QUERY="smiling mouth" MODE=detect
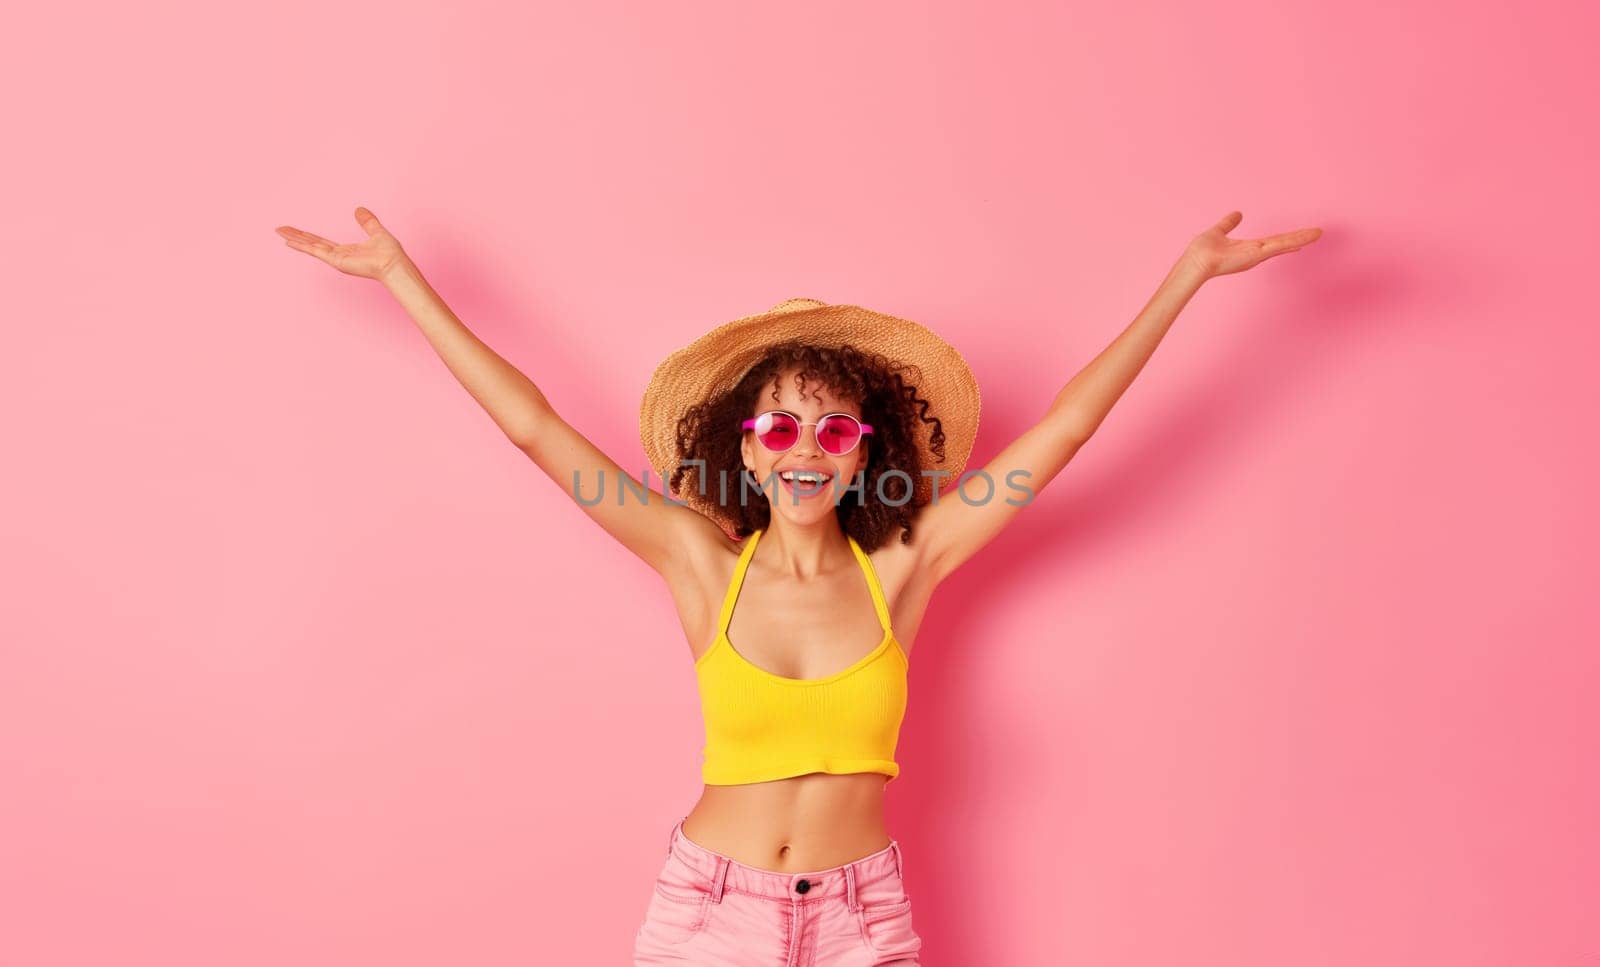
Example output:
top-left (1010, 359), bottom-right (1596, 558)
top-left (777, 472), bottom-right (834, 497)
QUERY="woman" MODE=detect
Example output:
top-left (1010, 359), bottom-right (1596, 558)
top-left (275, 209), bottom-right (1321, 965)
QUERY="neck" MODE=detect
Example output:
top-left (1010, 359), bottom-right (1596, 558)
top-left (758, 519), bottom-right (852, 579)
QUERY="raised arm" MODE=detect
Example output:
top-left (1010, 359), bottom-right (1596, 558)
top-left (916, 211), bottom-right (1323, 584)
top-left (276, 207), bottom-right (724, 576)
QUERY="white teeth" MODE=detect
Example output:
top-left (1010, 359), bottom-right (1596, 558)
top-left (780, 470), bottom-right (831, 482)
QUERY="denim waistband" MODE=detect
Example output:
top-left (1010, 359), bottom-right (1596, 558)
top-left (665, 815), bottom-right (905, 911)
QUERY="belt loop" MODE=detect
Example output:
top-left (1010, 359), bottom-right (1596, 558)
top-left (710, 856), bottom-right (729, 903)
top-left (890, 840), bottom-right (905, 879)
top-left (844, 862), bottom-right (860, 912)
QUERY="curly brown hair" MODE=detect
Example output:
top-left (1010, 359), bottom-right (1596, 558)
top-left (668, 340), bottom-right (949, 551)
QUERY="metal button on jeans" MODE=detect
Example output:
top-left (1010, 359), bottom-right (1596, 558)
top-left (794, 878), bottom-right (811, 894)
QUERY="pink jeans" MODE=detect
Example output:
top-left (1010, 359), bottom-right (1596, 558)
top-left (632, 815), bottom-right (923, 965)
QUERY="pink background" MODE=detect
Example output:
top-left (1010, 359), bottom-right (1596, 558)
top-left (2, 1), bottom-right (1594, 965)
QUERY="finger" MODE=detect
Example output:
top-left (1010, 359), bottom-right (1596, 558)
top-left (1263, 244), bottom-right (1311, 261)
top-left (280, 237), bottom-right (327, 262)
top-left (281, 237), bottom-right (338, 263)
top-left (1275, 227), bottom-right (1322, 246)
top-left (354, 206), bottom-right (388, 238)
top-left (1256, 228), bottom-right (1321, 257)
top-left (1209, 210), bottom-right (1243, 236)
top-left (276, 228), bottom-right (341, 264)
top-left (276, 226), bottom-right (338, 250)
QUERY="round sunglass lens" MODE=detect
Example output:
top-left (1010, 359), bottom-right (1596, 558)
top-left (816, 415), bottom-right (862, 454)
top-left (755, 411), bottom-right (799, 450)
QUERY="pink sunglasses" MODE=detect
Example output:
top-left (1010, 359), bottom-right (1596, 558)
top-left (740, 409), bottom-right (874, 456)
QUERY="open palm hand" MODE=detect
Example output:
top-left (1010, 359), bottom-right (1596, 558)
top-left (275, 206), bottom-right (409, 281)
top-left (1183, 211), bottom-right (1322, 279)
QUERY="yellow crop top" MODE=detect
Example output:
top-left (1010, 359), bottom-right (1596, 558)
top-left (694, 527), bottom-right (910, 785)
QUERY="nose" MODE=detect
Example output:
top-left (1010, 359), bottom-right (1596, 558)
top-left (792, 425), bottom-right (824, 456)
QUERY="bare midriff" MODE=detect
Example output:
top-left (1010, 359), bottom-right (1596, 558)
top-left (681, 771), bottom-right (892, 872)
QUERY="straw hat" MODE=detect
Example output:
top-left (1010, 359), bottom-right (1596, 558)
top-left (639, 297), bottom-right (981, 532)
